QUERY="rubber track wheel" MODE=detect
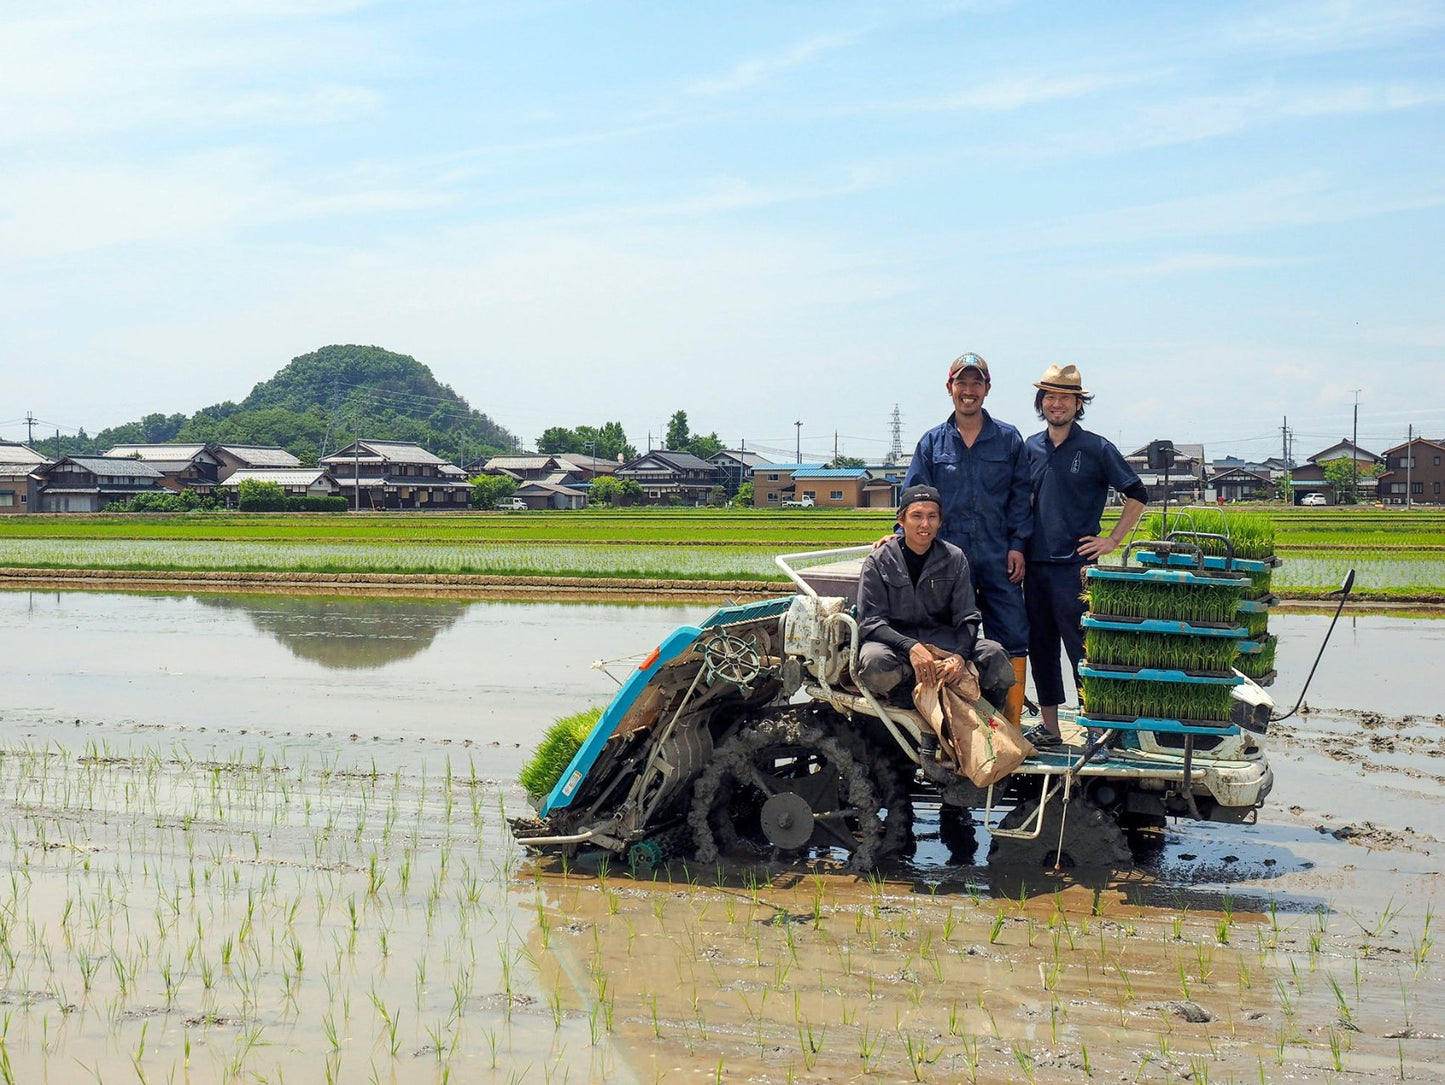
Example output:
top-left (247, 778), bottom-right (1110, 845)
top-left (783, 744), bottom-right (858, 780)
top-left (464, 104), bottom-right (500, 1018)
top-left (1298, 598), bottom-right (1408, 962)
top-left (688, 709), bottom-right (882, 871)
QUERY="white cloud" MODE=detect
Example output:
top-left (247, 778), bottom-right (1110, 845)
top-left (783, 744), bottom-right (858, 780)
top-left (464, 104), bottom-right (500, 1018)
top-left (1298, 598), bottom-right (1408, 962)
top-left (1085, 252), bottom-right (1311, 279)
top-left (687, 31), bottom-right (858, 96)
top-left (1228, 0), bottom-right (1445, 55)
top-left (0, 3), bottom-right (384, 146)
top-left (900, 71), bottom-right (1151, 114)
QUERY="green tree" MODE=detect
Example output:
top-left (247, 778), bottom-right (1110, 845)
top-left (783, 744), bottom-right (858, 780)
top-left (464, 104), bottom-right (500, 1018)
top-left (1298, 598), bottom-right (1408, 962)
top-left (615, 478), bottom-right (643, 506)
top-left (588, 476), bottom-right (621, 506)
top-left (1326, 459), bottom-right (1387, 503)
top-left (665, 411), bottom-right (691, 451)
top-left (687, 432), bottom-right (723, 460)
top-left (537, 427), bottom-right (578, 455)
top-left (829, 455), bottom-right (866, 469)
top-left (538, 421), bottom-right (637, 463)
top-left (469, 474), bottom-right (518, 510)
top-left (237, 479), bottom-right (287, 512)
top-left (707, 484), bottom-right (728, 507)
top-left (731, 481), bottom-right (755, 507)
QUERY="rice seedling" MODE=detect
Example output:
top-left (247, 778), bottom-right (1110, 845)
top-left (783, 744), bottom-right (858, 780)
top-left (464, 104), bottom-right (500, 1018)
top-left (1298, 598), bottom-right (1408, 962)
top-left (518, 707), bottom-right (604, 799)
top-left (1085, 629), bottom-right (1238, 672)
top-left (1140, 509), bottom-right (1276, 560)
top-left (1234, 635), bottom-right (1277, 680)
top-left (1087, 574), bottom-right (1246, 624)
top-left (1080, 676), bottom-right (1235, 723)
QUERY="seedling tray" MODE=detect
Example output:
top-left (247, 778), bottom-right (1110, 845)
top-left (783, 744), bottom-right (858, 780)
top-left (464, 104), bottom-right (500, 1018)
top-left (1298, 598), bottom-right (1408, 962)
top-left (1237, 596), bottom-right (1278, 613)
top-left (1080, 664), bottom-right (1244, 685)
top-left (1133, 550), bottom-right (1279, 574)
top-left (1082, 615), bottom-right (1248, 638)
top-left (1079, 712), bottom-right (1241, 736)
top-left (1087, 566), bottom-right (1250, 587)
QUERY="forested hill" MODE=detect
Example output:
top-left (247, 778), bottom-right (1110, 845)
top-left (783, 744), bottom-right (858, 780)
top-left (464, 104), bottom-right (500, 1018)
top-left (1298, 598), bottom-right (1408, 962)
top-left (82, 346), bottom-right (514, 465)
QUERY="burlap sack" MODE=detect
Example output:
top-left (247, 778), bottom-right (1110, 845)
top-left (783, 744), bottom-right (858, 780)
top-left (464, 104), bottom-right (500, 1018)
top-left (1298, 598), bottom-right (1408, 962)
top-left (913, 646), bottom-right (1035, 787)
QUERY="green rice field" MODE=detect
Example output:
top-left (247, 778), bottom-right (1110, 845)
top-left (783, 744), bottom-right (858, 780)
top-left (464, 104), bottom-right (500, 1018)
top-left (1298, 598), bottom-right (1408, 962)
top-left (0, 505), bottom-right (1441, 597)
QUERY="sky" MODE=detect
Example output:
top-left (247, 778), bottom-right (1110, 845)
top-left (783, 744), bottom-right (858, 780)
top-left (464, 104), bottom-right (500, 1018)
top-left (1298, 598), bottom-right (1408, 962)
top-left (2, 1), bottom-right (1442, 466)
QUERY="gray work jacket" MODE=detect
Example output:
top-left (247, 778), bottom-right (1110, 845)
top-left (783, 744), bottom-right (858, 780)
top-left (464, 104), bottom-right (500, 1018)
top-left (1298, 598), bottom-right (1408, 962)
top-left (857, 537), bottom-right (982, 657)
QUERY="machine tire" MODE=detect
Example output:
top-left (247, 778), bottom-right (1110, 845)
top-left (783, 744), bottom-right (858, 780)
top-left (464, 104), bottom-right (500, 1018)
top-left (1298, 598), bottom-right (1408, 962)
top-left (987, 792), bottom-right (1131, 872)
top-left (688, 709), bottom-right (883, 870)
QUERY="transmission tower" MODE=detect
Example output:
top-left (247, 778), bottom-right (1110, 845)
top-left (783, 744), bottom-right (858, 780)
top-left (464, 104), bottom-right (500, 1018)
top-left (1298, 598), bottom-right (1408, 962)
top-left (886, 405), bottom-right (904, 466)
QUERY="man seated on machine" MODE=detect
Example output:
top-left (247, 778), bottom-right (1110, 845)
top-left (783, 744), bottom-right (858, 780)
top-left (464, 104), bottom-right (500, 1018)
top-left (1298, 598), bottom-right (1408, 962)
top-left (856, 484), bottom-right (1015, 711)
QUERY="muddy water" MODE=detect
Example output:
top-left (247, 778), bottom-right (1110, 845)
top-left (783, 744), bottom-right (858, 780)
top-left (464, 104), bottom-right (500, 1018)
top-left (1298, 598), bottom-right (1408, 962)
top-left (0, 589), bottom-right (1441, 1082)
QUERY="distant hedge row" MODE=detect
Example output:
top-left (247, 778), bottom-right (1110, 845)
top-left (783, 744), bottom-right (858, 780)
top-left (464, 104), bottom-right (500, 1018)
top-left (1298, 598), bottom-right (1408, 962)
top-left (239, 494), bottom-right (350, 513)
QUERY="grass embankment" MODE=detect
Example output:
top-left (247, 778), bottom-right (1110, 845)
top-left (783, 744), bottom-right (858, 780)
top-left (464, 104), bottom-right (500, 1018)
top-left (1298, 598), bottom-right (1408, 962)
top-left (0, 506), bottom-right (1441, 598)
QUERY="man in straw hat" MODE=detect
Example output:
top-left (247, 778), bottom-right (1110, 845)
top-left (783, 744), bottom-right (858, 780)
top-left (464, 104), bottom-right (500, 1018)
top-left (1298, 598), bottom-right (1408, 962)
top-left (1023, 363), bottom-right (1148, 750)
top-left (900, 352), bottom-right (1032, 727)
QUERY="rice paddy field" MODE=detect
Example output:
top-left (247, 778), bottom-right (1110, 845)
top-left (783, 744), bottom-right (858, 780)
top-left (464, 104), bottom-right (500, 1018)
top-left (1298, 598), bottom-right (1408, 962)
top-left (0, 505), bottom-right (1442, 598)
top-left (0, 591), bottom-right (1440, 1082)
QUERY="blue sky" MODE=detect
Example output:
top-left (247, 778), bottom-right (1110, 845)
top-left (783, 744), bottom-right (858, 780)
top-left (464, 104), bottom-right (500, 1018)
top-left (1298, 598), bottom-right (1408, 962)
top-left (2, 1), bottom-right (1442, 464)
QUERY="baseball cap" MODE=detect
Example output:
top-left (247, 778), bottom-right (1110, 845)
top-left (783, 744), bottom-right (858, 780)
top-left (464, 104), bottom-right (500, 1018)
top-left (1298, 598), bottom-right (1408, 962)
top-left (948, 351), bottom-right (990, 383)
top-left (898, 484), bottom-right (943, 513)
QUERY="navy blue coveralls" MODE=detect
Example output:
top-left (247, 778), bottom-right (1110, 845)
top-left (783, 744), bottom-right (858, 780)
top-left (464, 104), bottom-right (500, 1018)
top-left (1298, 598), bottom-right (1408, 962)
top-left (1024, 424), bottom-right (1144, 707)
top-left (904, 410), bottom-right (1032, 657)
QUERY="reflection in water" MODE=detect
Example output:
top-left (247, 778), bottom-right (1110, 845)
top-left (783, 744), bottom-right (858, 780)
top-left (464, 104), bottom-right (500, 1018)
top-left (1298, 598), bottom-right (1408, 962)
top-left (193, 594), bottom-right (471, 669)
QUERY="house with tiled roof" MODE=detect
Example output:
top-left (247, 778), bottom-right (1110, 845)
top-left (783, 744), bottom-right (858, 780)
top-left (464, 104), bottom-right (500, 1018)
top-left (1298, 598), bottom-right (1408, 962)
top-left (36, 456), bottom-right (164, 512)
top-left (616, 450), bottom-right (724, 505)
top-left (214, 468), bottom-right (340, 503)
top-left (318, 440), bottom-right (471, 510)
top-left (1126, 442), bottom-right (1207, 503)
top-left (708, 448), bottom-right (771, 496)
top-left (750, 463), bottom-right (824, 507)
top-left (0, 442), bottom-right (51, 514)
top-left (104, 442), bottom-right (223, 493)
top-left (1377, 436), bottom-right (1445, 506)
top-left (213, 444), bottom-right (303, 478)
top-left (1288, 439), bottom-right (1381, 504)
top-left (514, 480), bottom-right (588, 510)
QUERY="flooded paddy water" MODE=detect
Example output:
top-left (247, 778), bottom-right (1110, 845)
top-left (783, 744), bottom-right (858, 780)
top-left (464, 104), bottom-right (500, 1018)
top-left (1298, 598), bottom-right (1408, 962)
top-left (0, 589), bottom-right (1440, 1082)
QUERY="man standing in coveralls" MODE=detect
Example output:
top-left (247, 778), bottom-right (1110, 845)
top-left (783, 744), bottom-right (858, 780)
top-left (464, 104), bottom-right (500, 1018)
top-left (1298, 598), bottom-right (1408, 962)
top-left (903, 352), bottom-right (1032, 726)
top-left (1023, 363), bottom-right (1148, 750)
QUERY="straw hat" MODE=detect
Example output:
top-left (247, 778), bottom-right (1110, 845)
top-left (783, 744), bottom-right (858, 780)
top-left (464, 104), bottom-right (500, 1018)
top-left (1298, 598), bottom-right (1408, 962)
top-left (1033, 363), bottom-right (1089, 395)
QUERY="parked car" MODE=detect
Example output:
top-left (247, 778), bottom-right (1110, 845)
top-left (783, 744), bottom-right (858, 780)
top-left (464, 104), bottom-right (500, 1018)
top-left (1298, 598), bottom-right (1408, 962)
top-left (782, 496), bottom-right (815, 508)
top-left (502, 497), bottom-right (529, 511)
top-left (1301, 493), bottom-right (1327, 506)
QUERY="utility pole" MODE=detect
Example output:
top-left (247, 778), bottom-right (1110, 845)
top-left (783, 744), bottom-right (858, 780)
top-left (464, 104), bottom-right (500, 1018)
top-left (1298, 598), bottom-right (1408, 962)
top-left (1407, 424), bottom-right (1414, 509)
top-left (25, 412), bottom-right (36, 446)
top-left (794, 421), bottom-right (802, 464)
top-left (1350, 389), bottom-right (1361, 505)
top-left (833, 430), bottom-right (839, 467)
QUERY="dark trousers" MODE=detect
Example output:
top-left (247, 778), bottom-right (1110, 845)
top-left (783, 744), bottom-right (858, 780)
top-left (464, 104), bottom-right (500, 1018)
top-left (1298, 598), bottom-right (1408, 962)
top-left (1025, 561), bottom-right (1088, 708)
top-left (972, 562), bottom-right (1029, 658)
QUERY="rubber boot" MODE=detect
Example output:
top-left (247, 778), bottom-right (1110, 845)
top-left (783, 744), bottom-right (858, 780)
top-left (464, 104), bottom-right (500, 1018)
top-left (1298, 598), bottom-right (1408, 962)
top-left (1004, 656), bottom-right (1028, 728)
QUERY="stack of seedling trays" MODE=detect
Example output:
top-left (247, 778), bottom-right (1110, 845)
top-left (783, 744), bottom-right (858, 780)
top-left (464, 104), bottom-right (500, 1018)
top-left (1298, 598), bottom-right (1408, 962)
top-left (1080, 558), bottom-right (1249, 735)
top-left (1131, 509), bottom-right (1281, 686)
